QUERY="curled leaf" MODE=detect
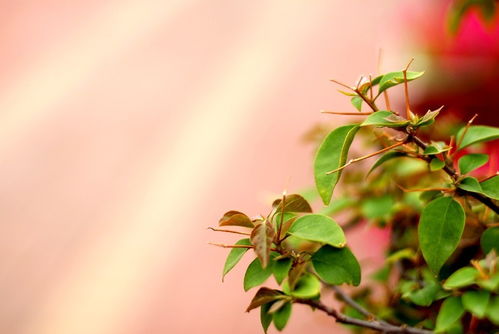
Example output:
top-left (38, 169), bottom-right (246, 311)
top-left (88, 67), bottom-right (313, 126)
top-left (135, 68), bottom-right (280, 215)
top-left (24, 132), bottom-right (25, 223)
top-left (361, 111), bottom-right (409, 128)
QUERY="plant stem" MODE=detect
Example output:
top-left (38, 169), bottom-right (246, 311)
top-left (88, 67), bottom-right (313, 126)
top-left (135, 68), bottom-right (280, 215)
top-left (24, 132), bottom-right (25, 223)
top-left (295, 299), bottom-right (433, 334)
top-left (207, 227), bottom-right (251, 236)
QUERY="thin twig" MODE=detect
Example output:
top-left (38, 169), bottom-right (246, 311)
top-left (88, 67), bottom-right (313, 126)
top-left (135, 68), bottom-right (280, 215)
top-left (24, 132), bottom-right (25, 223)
top-left (276, 191), bottom-right (286, 244)
top-left (330, 79), bottom-right (355, 91)
top-left (321, 110), bottom-right (373, 116)
top-left (295, 299), bottom-right (433, 334)
top-left (209, 243), bottom-right (253, 249)
top-left (330, 286), bottom-right (376, 320)
top-left (326, 141), bottom-right (406, 175)
top-left (207, 227), bottom-right (251, 236)
top-left (454, 113), bottom-right (478, 154)
top-left (402, 58), bottom-right (414, 118)
top-left (394, 183), bottom-right (454, 193)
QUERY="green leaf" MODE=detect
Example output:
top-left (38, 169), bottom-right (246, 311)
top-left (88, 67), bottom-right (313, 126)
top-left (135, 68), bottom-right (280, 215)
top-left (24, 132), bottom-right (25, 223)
top-left (244, 257), bottom-right (275, 291)
top-left (415, 106), bottom-right (442, 127)
top-left (250, 221), bottom-right (275, 268)
top-left (287, 214), bottom-right (346, 248)
top-left (462, 290), bottom-right (490, 318)
top-left (480, 175), bottom-right (499, 200)
top-left (314, 125), bottom-right (359, 205)
top-left (351, 96), bottom-right (363, 111)
top-left (222, 238), bottom-right (252, 281)
top-left (219, 210), bottom-right (254, 228)
top-left (457, 176), bottom-right (483, 194)
top-left (283, 273), bottom-right (321, 299)
top-left (273, 258), bottom-right (292, 285)
top-left (366, 151), bottom-right (407, 177)
top-left (435, 296), bottom-right (464, 333)
top-left (312, 245), bottom-right (361, 286)
top-left (246, 288), bottom-right (287, 312)
top-left (418, 197), bottom-right (465, 274)
top-left (456, 125), bottom-right (499, 150)
top-left (361, 195), bottom-right (394, 220)
top-left (443, 267), bottom-right (478, 289)
top-left (361, 111), bottom-right (409, 128)
top-left (406, 281), bottom-right (440, 307)
top-left (458, 154), bottom-right (489, 175)
top-left (260, 303), bottom-right (273, 333)
top-left (481, 227), bottom-right (499, 254)
top-left (486, 296), bottom-right (499, 325)
top-left (272, 194), bottom-right (312, 213)
top-left (423, 141), bottom-right (450, 155)
top-left (377, 71), bottom-right (425, 94)
top-left (478, 272), bottom-right (499, 291)
top-left (430, 158), bottom-right (445, 171)
top-left (272, 301), bottom-right (292, 331)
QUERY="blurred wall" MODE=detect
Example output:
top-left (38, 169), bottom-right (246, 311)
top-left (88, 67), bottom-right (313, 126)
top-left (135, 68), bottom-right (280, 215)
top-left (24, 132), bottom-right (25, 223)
top-left (0, 1), bottom-right (422, 333)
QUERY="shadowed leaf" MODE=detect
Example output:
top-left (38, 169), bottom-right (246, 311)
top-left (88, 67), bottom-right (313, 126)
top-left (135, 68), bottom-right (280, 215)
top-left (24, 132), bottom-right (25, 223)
top-left (462, 290), bottom-right (490, 318)
top-left (481, 227), bottom-right (499, 254)
top-left (260, 303), bottom-right (273, 334)
top-left (251, 221), bottom-right (275, 268)
top-left (219, 210), bottom-right (254, 228)
top-left (273, 302), bottom-right (292, 331)
top-left (282, 273), bottom-right (321, 299)
top-left (367, 151), bottom-right (407, 177)
top-left (246, 288), bottom-right (287, 312)
top-left (273, 258), bottom-right (292, 285)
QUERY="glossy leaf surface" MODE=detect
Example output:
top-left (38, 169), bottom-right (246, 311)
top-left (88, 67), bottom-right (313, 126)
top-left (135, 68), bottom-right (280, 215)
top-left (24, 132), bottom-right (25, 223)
top-left (418, 197), bottom-right (465, 274)
top-left (314, 125), bottom-right (359, 205)
top-left (287, 214), bottom-right (346, 248)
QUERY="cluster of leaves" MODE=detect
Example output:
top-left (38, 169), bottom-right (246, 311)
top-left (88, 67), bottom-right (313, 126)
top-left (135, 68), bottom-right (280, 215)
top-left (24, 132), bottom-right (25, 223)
top-left (211, 67), bottom-right (499, 333)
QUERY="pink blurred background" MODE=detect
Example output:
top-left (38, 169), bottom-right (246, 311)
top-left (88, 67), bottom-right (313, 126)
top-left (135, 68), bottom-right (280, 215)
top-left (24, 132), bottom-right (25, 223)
top-left (0, 1), bottom-right (496, 333)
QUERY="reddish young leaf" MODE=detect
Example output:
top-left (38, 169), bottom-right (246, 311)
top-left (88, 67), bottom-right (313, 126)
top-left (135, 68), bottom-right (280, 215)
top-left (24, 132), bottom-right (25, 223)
top-left (272, 194), bottom-right (313, 213)
top-left (219, 210), bottom-right (254, 228)
top-left (246, 288), bottom-right (287, 312)
top-left (250, 221), bottom-right (275, 268)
